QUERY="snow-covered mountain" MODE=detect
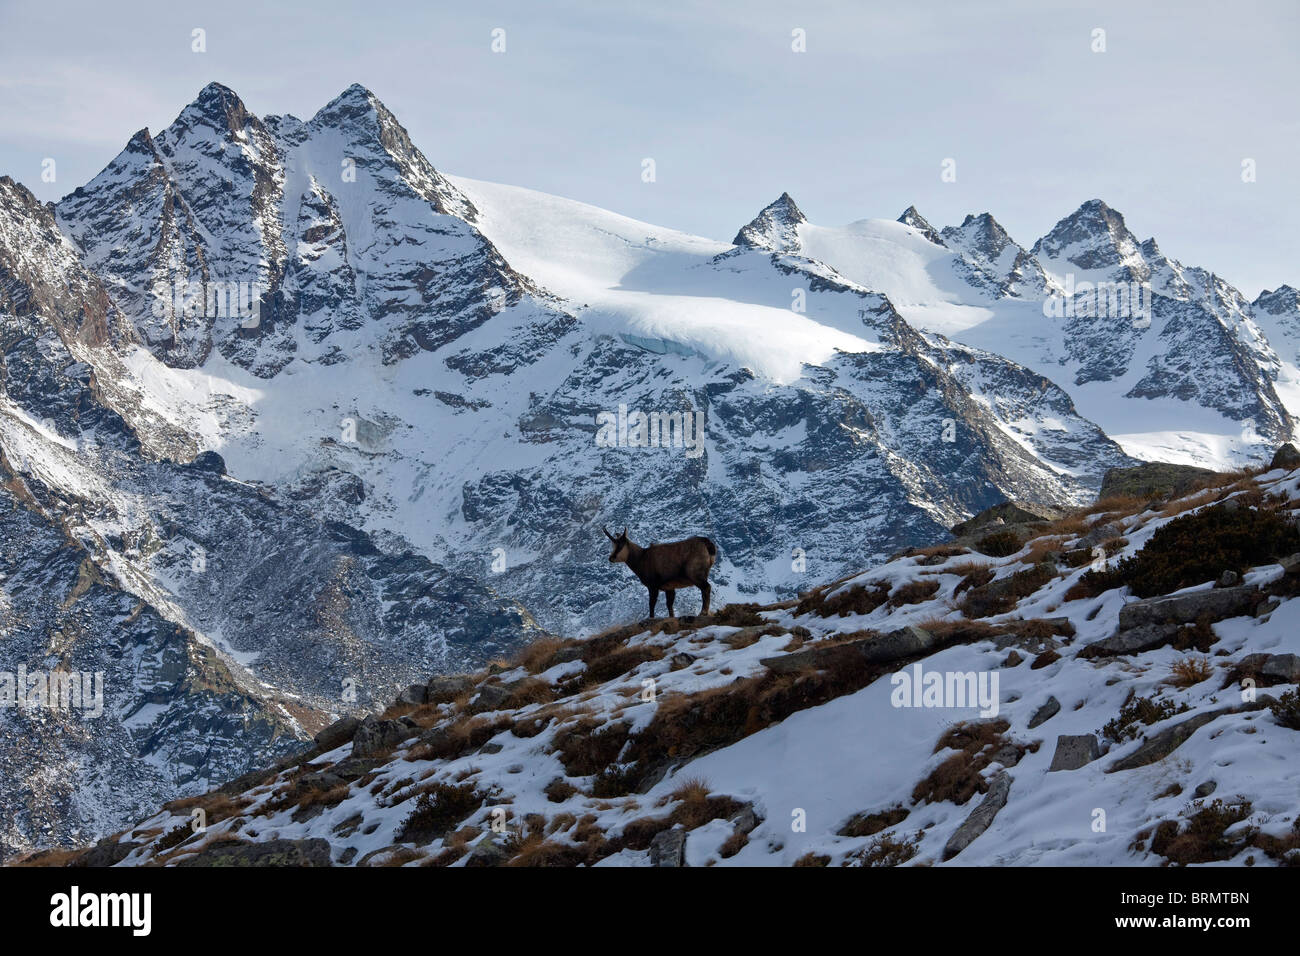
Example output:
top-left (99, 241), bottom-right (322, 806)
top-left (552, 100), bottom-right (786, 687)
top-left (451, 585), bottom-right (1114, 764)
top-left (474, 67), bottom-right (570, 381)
top-left (2, 81), bottom-right (1298, 858)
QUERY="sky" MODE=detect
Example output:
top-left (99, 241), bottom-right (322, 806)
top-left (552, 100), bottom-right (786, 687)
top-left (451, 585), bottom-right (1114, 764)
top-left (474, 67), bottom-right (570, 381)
top-left (0, 0), bottom-right (1296, 297)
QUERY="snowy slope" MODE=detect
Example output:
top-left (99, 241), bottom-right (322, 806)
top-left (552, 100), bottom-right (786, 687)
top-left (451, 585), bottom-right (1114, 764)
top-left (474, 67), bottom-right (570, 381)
top-left (70, 465), bottom-right (1300, 868)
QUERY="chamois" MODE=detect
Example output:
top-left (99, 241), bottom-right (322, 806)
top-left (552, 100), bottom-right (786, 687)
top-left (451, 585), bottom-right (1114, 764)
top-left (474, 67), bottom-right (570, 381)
top-left (604, 526), bottom-right (716, 618)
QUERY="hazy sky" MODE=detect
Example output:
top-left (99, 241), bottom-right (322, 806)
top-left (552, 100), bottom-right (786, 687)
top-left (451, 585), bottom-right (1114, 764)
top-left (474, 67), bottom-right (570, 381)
top-left (1, 0), bottom-right (1296, 296)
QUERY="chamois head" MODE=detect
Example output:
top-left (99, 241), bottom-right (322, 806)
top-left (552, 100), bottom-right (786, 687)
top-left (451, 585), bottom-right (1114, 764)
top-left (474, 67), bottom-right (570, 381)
top-left (603, 526), bottom-right (630, 563)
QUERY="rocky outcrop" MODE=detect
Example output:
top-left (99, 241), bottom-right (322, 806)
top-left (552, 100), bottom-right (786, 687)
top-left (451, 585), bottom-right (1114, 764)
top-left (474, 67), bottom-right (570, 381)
top-left (314, 716), bottom-right (361, 753)
top-left (174, 837), bottom-right (333, 867)
top-left (1080, 586), bottom-right (1259, 657)
top-left (951, 500), bottom-right (1061, 538)
top-left (760, 626), bottom-right (937, 674)
top-left (351, 716), bottom-right (411, 758)
top-left (1271, 443), bottom-right (1300, 470)
top-left (1098, 462), bottom-right (1219, 500)
top-left (1106, 702), bottom-right (1265, 772)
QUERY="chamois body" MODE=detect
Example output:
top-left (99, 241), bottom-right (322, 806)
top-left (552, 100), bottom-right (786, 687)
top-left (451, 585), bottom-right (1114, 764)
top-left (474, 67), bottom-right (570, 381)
top-left (604, 527), bottom-right (716, 618)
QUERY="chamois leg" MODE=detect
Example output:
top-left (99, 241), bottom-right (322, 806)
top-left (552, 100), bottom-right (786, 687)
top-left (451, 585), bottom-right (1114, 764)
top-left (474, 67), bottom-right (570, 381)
top-left (698, 581), bottom-right (711, 615)
top-left (665, 589), bottom-right (676, 617)
top-left (647, 587), bottom-right (659, 619)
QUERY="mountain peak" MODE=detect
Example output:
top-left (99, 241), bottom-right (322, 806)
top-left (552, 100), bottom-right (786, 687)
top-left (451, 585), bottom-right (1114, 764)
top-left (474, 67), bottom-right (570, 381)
top-left (162, 82), bottom-right (257, 146)
top-left (941, 212), bottom-right (1015, 261)
top-left (897, 206), bottom-right (945, 246)
top-left (732, 192), bottom-right (806, 251)
top-left (1032, 199), bottom-right (1146, 277)
top-left (1255, 284), bottom-right (1300, 316)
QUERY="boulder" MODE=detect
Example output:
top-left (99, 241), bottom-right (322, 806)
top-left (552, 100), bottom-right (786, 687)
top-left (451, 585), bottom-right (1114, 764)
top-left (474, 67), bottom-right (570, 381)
top-left (1118, 585), bottom-right (1258, 629)
top-left (951, 501), bottom-right (1060, 538)
top-left (1193, 780), bottom-right (1218, 799)
top-left (1098, 462), bottom-right (1218, 501)
top-left (942, 772), bottom-right (1011, 860)
top-left (463, 836), bottom-right (510, 868)
top-left (1270, 443), bottom-right (1300, 471)
top-left (1082, 586), bottom-right (1259, 657)
top-left (1079, 624), bottom-right (1175, 658)
top-left (1078, 521), bottom-right (1123, 550)
top-left (1216, 570), bottom-right (1241, 588)
top-left (649, 826), bottom-right (688, 867)
top-left (397, 684), bottom-right (429, 706)
top-left (78, 838), bottom-right (141, 868)
top-left (1027, 696), bottom-right (1060, 729)
top-left (313, 715), bottom-right (361, 753)
top-left (425, 674), bottom-right (474, 705)
top-left (1260, 653), bottom-right (1300, 683)
top-left (469, 682), bottom-right (513, 713)
top-left (351, 716), bottom-right (410, 758)
top-left (1048, 734), bottom-right (1100, 771)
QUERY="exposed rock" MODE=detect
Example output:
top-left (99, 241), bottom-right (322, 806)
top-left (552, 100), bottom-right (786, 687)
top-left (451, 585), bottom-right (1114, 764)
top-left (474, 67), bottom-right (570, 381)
top-left (549, 646), bottom-right (585, 666)
top-left (1048, 734), bottom-right (1100, 771)
top-left (649, 825), bottom-right (688, 867)
top-left (1099, 462), bottom-right (1219, 500)
top-left (397, 684), bottom-right (429, 706)
top-left (78, 838), bottom-right (141, 867)
top-left (425, 674), bottom-right (474, 704)
top-left (990, 744), bottom-right (1023, 767)
top-left (1079, 623), bottom-right (1179, 658)
top-left (1270, 443), bottom-right (1300, 471)
top-left (1082, 586), bottom-right (1259, 657)
top-left (187, 450), bottom-right (228, 475)
top-left (951, 501), bottom-right (1060, 538)
top-left (1078, 521), bottom-right (1122, 550)
top-left (351, 716), bottom-right (410, 758)
top-left (174, 837), bottom-right (333, 867)
top-left (729, 805), bottom-right (761, 835)
top-left (1119, 585), bottom-right (1258, 629)
top-left (313, 715), bottom-right (361, 753)
top-left (942, 772), bottom-right (1011, 860)
top-left (1001, 650), bottom-right (1024, 668)
top-left (469, 682), bottom-right (513, 713)
top-left (1216, 570), bottom-right (1241, 588)
top-left (1106, 703), bottom-right (1263, 773)
top-left (1193, 780), bottom-right (1218, 799)
top-left (670, 652), bottom-right (697, 671)
top-left (326, 757), bottom-right (381, 782)
top-left (1261, 654), bottom-right (1300, 682)
top-left (759, 626), bottom-right (937, 674)
top-left (1027, 696), bottom-right (1061, 729)
top-left (464, 835), bottom-right (510, 867)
